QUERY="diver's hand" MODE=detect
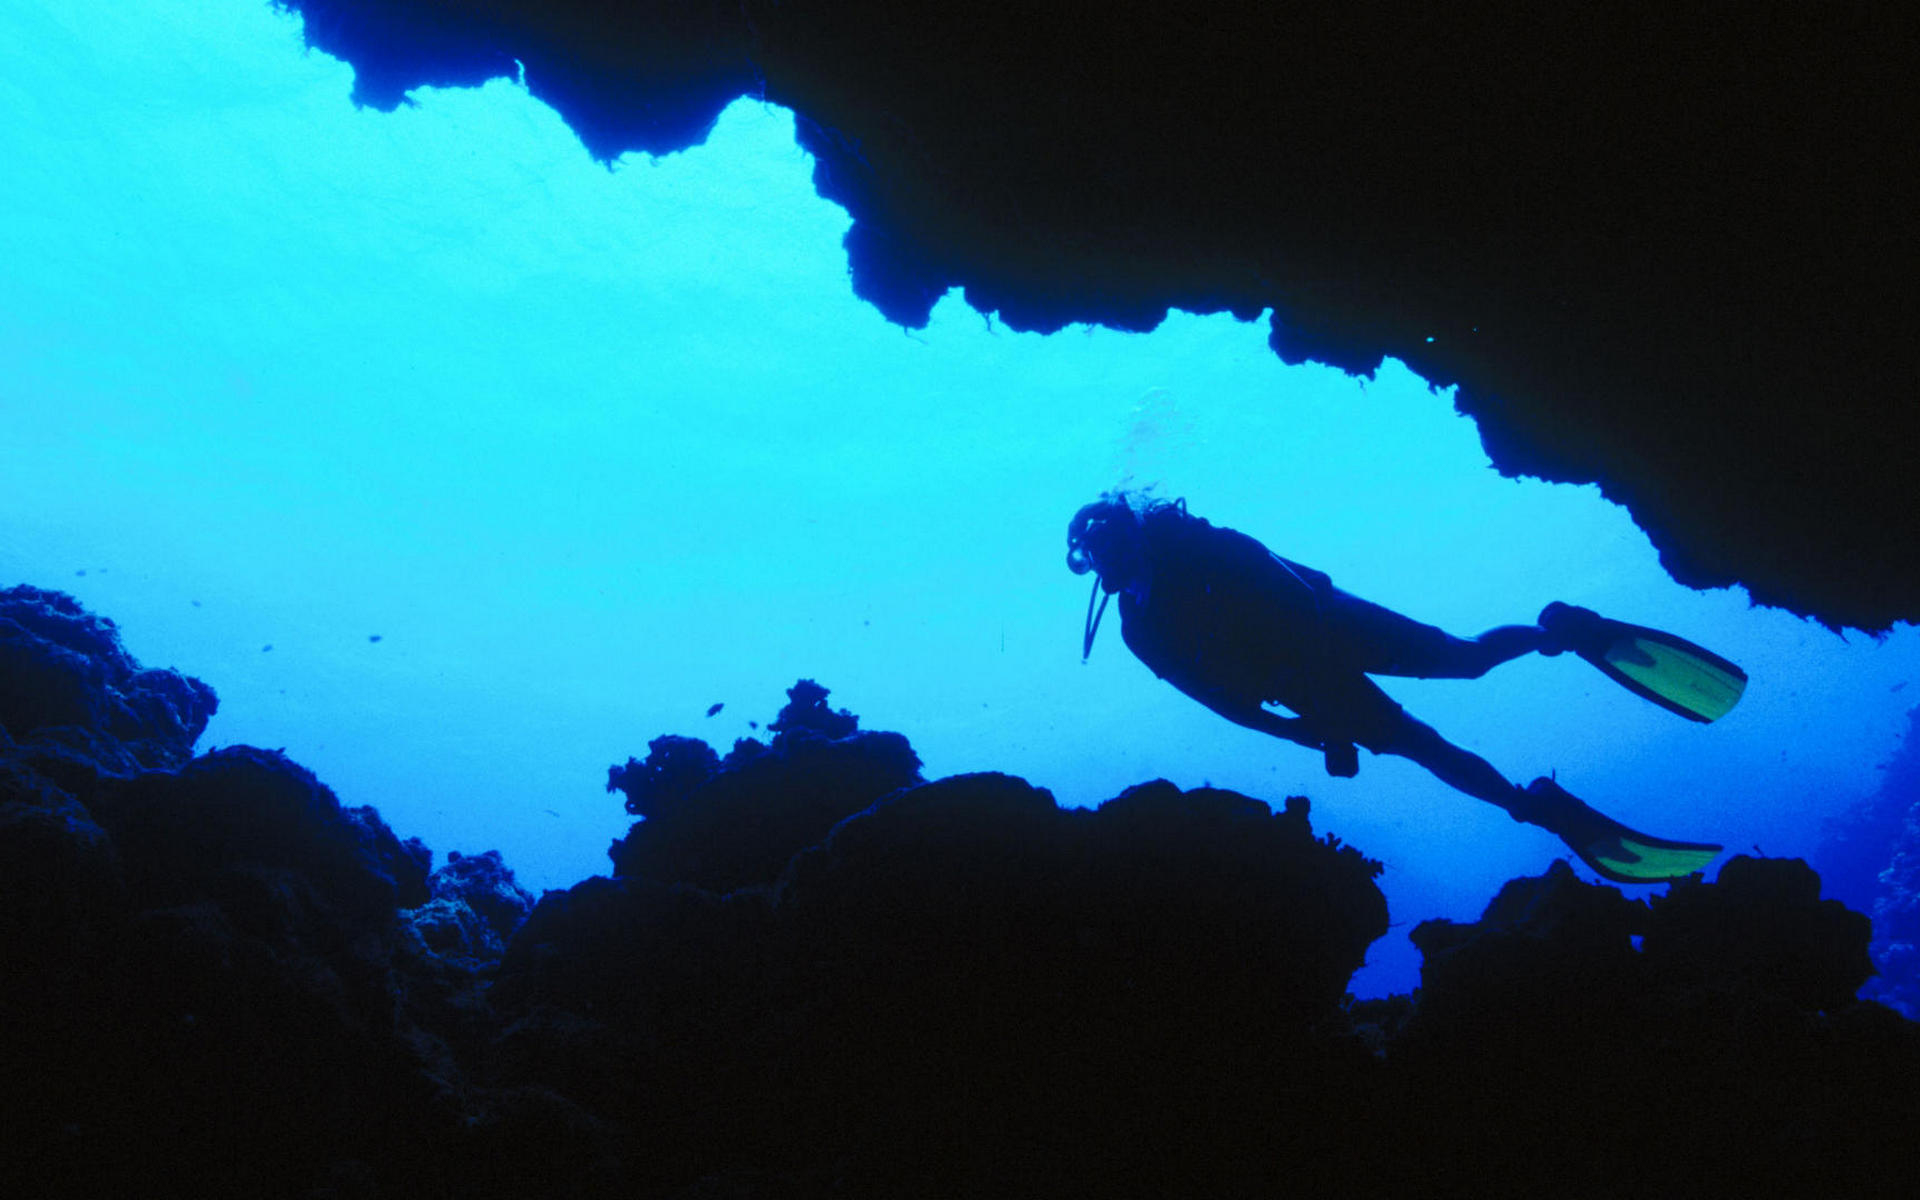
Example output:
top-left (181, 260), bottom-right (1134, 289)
top-left (1256, 712), bottom-right (1359, 775)
top-left (1164, 677), bottom-right (1324, 750)
top-left (1218, 701), bottom-right (1312, 745)
top-left (1240, 709), bottom-right (1321, 749)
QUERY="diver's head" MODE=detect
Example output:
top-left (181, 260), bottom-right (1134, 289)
top-left (1066, 494), bottom-right (1145, 591)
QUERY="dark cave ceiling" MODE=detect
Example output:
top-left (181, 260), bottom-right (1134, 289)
top-left (279, 1), bottom-right (1918, 630)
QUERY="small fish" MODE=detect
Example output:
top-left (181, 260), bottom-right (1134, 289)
top-left (368, 634), bottom-right (382, 643)
top-left (74, 569), bottom-right (86, 577)
top-left (706, 702), bottom-right (724, 717)
top-left (1893, 681), bottom-right (1908, 693)
top-left (262, 644), bottom-right (273, 652)
top-left (544, 809), bottom-right (559, 818)
top-left (191, 600), bottom-right (202, 608)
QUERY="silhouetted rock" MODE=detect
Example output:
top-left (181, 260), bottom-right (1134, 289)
top-left (606, 681), bottom-right (922, 889)
top-left (407, 849), bottom-right (537, 962)
top-left (1408, 858), bottom-right (1649, 1054)
top-left (0, 584), bottom-right (215, 770)
top-left (767, 677), bottom-right (857, 743)
top-left (496, 770), bottom-right (1388, 1194)
top-left (1645, 854), bottom-right (1875, 1012)
top-left (0, 591), bottom-right (471, 1194)
top-left (5, 589), bottom-right (1918, 1195)
top-left (607, 733), bottom-right (720, 822)
top-left (87, 747), bottom-right (430, 922)
top-left (440, 847), bottom-right (536, 940)
top-left (1397, 857), bottom-right (1920, 1193)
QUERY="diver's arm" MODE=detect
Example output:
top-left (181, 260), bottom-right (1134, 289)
top-left (1118, 601), bottom-right (1322, 748)
top-left (1194, 523), bottom-right (1328, 612)
top-left (1223, 703), bottom-right (1321, 747)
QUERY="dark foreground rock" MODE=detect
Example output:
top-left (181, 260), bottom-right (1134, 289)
top-left (4, 588), bottom-right (1917, 1196)
top-left (1393, 858), bottom-right (1914, 1194)
top-left (501, 770), bottom-right (1388, 1195)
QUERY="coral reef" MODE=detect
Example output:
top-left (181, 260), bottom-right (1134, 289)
top-left (4, 588), bottom-right (1917, 1195)
top-left (1814, 705), bottom-right (1920, 1013)
top-left (1863, 717), bottom-right (1920, 1014)
top-left (0, 587), bottom-right (527, 1193)
top-left (605, 679), bottom-right (922, 889)
top-left (273, 2), bottom-right (1920, 628)
top-left (1, 584), bottom-right (215, 771)
top-left (1873, 851), bottom-right (1920, 1017)
top-left (407, 849), bottom-right (537, 962)
top-left (1397, 859), bottom-right (1916, 1193)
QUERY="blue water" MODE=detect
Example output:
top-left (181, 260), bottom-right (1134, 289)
top-left (3, 0), bottom-right (1916, 996)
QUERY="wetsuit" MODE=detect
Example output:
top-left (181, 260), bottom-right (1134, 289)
top-left (1117, 505), bottom-right (1492, 754)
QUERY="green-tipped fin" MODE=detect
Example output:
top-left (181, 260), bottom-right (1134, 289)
top-left (1521, 777), bottom-right (1722, 884)
top-left (1573, 827), bottom-right (1723, 884)
top-left (1540, 604), bottom-right (1748, 723)
top-left (1598, 629), bottom-right (1747, 723)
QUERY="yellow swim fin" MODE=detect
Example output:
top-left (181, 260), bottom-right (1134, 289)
top-left (1518, 777), bottom-right (1722, 884)
top-left (1540, 603), bottom-right (1747, 723)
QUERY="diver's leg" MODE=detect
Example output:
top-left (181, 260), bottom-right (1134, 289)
top-left (1373, 711), bottom-right (1526, 814)
top-left (1444, 624), bottom-right (1551, 678)
top-left (1323, 588), bottom-right (1547, 680)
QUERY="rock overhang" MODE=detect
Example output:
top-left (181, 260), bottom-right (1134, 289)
top-left (278, 0), bottom-right (1919, 629)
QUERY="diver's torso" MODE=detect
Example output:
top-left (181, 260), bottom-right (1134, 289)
top-left (1117, 509), bottom-right (1332, 701)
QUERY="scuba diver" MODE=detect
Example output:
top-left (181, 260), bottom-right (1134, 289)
top-left (1066, 491), bottom-right (1748, 883)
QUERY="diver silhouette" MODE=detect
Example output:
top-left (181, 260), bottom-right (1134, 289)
top-left (1067, 491), bottom-right (1747, 883)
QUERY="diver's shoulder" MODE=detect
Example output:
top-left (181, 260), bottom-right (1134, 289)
top-left (1145, 503), bottom-right (1259, 551)
top-left (1140, 498), bottom-right (1207, 531)
top-left (1139, 502), bottom-right (1215, 552)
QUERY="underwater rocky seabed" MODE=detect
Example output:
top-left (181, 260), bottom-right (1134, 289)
top-left (6, 584), bottom-right (1920, 1197)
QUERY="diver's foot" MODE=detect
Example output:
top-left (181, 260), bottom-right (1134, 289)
top-left (1513, 775), bottom-right (1576, 823)
top-left (1504, 776), bottom-right (1567, 824)
top-left (1537, 601), bottom-right (1604, 656)
top-left (1515, 776), bottom-right (1723, 884)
